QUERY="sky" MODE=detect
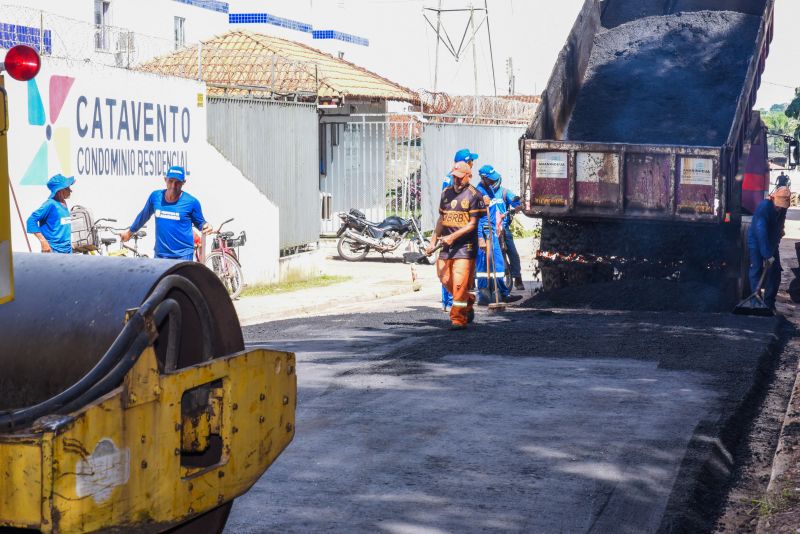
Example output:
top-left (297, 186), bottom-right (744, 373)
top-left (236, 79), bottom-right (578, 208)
top-left (235, 0), bottom-right (799, 108)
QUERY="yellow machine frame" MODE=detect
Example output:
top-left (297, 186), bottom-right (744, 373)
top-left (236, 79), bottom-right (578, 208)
top-left (0, 75), bottom-right (13, 304)
top-left (0, 345), bottom-right (296, 533)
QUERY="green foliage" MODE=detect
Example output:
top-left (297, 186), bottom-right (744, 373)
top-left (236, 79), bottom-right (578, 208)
top-left (785, 88), bottom-right (800, 139)
top-left (240, 275), bottom-right (351, 298)
top-left (510, 218), bottom-right (541, 239)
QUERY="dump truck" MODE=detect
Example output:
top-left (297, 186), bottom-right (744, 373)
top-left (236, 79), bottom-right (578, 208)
top-left (521, 0), bottom-right (775, 295)
top-left (0, 46), bottom-right (295, 533)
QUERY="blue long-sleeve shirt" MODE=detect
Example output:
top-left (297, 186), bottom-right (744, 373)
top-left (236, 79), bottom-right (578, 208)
top-left (130, 190), bottom-right (207, 259)
top-left (26, 199), bottom-right (72, 253)
top-left (499, 188), bottom-right (521, 229)
top-left (748, 198), bottom-right (780, 259)
top-left (476, 183), bottom-right (506, 239)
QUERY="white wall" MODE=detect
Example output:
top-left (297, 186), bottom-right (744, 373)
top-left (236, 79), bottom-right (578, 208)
top-left (6, 56), bottom-right (280, 284)
top-left (6, 0), bottom-right (372, 67)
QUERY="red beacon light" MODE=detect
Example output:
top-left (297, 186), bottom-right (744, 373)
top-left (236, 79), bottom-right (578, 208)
top-left (2, 45), bottom-right (41, 81)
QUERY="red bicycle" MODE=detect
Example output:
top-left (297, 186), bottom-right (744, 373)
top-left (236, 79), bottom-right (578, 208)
top-left (196, 218), bottom-right (246, 299)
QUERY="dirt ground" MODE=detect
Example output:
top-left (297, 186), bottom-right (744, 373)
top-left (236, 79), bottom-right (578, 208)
top-left (715, 237), bottom-right (800, 533)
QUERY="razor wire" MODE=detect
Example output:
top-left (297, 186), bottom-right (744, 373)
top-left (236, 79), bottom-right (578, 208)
top-left (0, 3), bottom-right (173, 69)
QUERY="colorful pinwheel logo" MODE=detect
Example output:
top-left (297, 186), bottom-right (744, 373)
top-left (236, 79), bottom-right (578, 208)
top-left (20, 75), bottom-right (75, 185)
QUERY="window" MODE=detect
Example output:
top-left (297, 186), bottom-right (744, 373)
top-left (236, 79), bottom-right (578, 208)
top-left (94, 0), bottom-right (110, 51)
top-left (174, 16), bottom-right (186, 50)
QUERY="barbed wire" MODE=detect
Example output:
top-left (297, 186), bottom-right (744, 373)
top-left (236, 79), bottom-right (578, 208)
top-left (0, 2), bottom-right (537, 121)
top-left (0, 3), bottom-right (174, 69)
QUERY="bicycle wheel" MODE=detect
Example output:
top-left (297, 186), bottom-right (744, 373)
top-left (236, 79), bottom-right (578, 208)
top-left (204, 252), bottom-right (244, 299)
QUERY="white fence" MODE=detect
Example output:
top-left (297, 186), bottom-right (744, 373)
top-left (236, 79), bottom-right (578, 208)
top-left (420, 122), bottom-right (527, 230)
top-left (320, 116), bottom-right (421, 234)
top-left (320, 115), bottom-right (526, 234)
top-left (207, 97), bottom-right (319, 251)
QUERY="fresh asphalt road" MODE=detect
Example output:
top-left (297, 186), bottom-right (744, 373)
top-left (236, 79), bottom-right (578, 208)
top-left (224, 301), bottom-right (776, 533)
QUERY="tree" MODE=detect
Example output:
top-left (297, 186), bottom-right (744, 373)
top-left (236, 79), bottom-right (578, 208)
top-left (785, 88), bottom-right (800, 138)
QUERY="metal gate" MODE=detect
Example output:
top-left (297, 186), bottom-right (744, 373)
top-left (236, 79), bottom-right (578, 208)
top-left (320, 116), bottom-right (422, 235)
top-left (319, 115), bottom-right (526, 235)
top-left (420, 122), bottom-right (527, 230)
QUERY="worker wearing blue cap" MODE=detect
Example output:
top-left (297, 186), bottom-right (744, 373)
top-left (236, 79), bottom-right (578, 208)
top-left (440, 148), bottom-right (479, 310)
top-left (476, 165), bottom-right (521, 304)
top-left (121, 166), bottom-right (212, 260)
top-left (26, 174), bottom-right (75, 253)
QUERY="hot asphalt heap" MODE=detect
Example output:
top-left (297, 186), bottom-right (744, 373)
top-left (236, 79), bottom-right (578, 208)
top-left (567, 10), bottom-right (760, 145)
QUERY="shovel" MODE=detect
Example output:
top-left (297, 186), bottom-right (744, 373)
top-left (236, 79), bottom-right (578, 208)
top-left (484, 205), bottom-right (506, 314)
top-left (733, 259), bottom-right (774, 316)
top-left (403, 242), bottom-right (442, 264)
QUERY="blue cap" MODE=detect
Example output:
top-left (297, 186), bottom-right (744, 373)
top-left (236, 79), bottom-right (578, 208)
top-left (165, 166), bottom-right (187, 182)
top-left (454, 148), bottom-right (479, 163)
top-left (47, 174), bottom-right (75, 199)
top-left (479, 165), bottom-right (502, 181)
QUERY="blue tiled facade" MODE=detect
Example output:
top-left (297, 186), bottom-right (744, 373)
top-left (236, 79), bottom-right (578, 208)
top-left (0, 23), bottom-right (52, 54)
top-left (229, 13), bottom-right (312, 33)
top-left (312, 29), bottom-right (368, 47)
top-left (173, 0), bottom-right (229, 14)
top-left (228, 12), bottom-right (368, 46)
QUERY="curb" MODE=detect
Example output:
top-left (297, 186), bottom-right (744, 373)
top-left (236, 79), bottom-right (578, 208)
top-left (238, 281), bottom-right (424, 326)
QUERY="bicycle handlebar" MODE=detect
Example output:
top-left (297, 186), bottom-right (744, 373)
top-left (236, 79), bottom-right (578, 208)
top-left (215, 218), bottom-right (235, 233)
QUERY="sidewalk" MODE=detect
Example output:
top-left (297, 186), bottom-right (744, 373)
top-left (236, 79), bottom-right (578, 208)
top-left (234, 237), bottom-right (538, 326)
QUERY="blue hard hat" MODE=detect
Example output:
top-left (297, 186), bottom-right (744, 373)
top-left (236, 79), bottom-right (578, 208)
top-left (165, 166), bottom-right (187, 182)
top-left (454, 148), bottom-right (479, 163)
top-left (47, 174), bottom-right (75, 199)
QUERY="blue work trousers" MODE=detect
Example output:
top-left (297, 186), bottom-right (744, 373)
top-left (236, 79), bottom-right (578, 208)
top-left (503, 228), bottom-right (521, 278)
top-left (748, 238), bottom-right (782, 308)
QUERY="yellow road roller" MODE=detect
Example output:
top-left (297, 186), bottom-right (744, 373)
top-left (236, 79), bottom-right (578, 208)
top-left (0, 48), bottom-right (295, 533)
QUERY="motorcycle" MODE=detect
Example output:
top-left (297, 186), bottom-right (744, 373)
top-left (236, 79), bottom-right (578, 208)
top-left (336, 209), bottom-right (430, 262)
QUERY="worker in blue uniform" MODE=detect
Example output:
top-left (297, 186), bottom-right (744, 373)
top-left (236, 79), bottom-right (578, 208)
top-left (27, 174), bottom-right (75, 254)
top-left (748, 186), bottom-right (791, 309)
top-left (441, 148), bottom-right (479, 310)
top-left (121, 166), bottom-right (212, 260)
top-left (484, 165), bottom-right (525, 289)
top-left (476, 165), bottom-right (521, 305)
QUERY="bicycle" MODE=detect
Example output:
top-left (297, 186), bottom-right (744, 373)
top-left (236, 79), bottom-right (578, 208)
top-left (200, 218), bottom-right (246, 299)
top-left (73, 216), bottom-right (148, 258)
top-left (109, 227), bottom-right (148, 258)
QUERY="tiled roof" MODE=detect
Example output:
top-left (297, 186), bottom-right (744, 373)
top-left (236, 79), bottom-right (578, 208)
top-left (137, 30), bottom-right (418, 104)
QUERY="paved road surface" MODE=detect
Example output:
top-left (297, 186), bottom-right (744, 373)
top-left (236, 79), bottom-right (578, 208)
top-left (225, 300), bottom-right (776, 533)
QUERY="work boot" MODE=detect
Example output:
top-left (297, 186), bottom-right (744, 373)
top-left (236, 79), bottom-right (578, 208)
top-left (467, 309), bottom-right (475, 323)
top-left (503, 294), bottom-right (523, 304)
top-left (514, 277), bottom-right (525, 290)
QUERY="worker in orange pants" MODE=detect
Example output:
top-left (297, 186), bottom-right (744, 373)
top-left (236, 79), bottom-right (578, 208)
top-left (437, 258), bottom-right (477, 327)
top-left (427, 161), bottom-right (485, 329)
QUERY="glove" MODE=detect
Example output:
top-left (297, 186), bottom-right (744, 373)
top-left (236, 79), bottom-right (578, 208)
top-left (765, 256), bottom-right (776, 267)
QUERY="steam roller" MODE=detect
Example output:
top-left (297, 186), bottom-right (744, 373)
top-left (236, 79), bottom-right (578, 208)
top-left (0, 253), bottom-right (296, 533)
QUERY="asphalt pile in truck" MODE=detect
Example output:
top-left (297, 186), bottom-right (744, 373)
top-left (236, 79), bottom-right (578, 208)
top-left (566, 10), bottom-right (760, 146)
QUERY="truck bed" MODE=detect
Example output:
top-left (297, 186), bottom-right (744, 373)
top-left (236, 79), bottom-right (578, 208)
top-left (522, 0), bottom-right (774, 223)
top-left (566, 10), bottom-right (760, 146)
